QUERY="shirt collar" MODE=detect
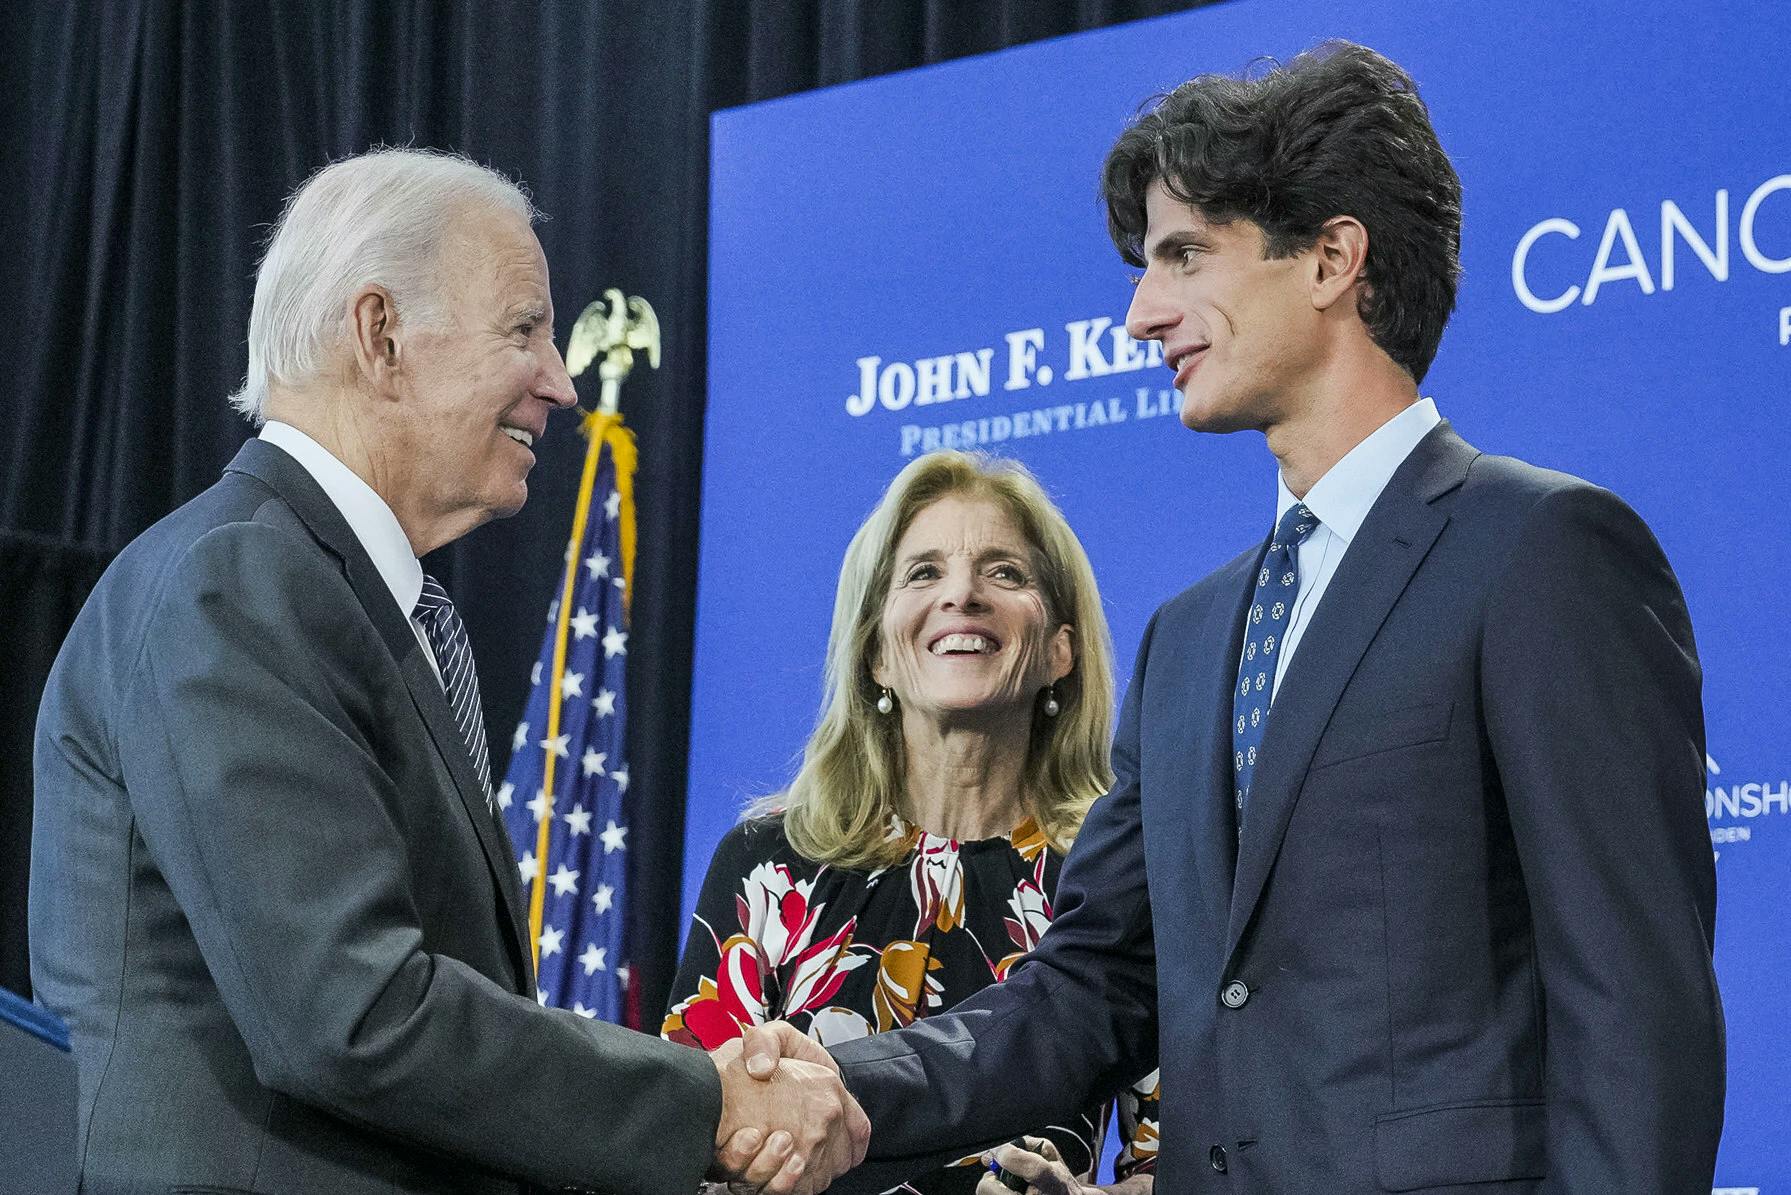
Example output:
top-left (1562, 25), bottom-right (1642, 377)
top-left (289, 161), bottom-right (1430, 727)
top-left (258, 421), bottom-right (424, 617)
top-left (1275, 397), bottom-right (1442, 546)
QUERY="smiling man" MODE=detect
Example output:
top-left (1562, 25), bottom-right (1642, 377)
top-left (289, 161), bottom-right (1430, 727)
top-left (30, 148), bottom-right (865, 1195)
top-left (805, 43), bottom-right (1726, 1194)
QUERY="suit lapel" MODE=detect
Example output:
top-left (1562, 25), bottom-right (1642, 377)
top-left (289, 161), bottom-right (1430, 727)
top-left (226, 440), bottom-right (535, 990)
top-left (1222, 424), bottom-right (1477, 966)
top-left (1176, 553), bottom-right (1257, 906)
top-left (394, 649), bottom-right (536, 989)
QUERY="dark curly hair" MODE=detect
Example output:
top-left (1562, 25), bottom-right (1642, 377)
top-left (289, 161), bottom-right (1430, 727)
top-left (1103, 42), bottom-right (1462, 383)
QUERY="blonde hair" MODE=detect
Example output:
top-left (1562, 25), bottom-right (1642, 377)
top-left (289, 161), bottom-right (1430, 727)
top-left (766, 451), bottom-right (1116, 869)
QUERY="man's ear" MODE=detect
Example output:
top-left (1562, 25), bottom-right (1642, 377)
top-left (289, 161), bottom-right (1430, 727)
top-left (347, 284), bottom-right (403, 392)
top-left (1309, 216), bottom-right (1369, 313)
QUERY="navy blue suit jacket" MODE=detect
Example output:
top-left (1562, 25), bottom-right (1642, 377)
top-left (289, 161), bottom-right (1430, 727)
top-left (830, 424), bottom-right (1724, 1193)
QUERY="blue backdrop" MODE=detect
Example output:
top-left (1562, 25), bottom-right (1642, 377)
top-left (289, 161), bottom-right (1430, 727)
top-left (693, 2), bottom-right (1789, 1186)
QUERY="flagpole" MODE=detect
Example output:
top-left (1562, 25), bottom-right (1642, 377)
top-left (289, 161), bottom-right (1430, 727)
top-left (525, 292), bottom-right (659, 970)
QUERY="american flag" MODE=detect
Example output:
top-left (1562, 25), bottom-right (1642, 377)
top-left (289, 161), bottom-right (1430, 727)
top-left (498, 412), bottom-right (637, 1024)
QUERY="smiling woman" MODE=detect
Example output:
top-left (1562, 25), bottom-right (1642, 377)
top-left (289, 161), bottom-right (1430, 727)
top-left (665, 451), bottom-right (1160, 1194)
top-left (786, 450), bottom-right (1114, 868)
top-left (873, 493), bottom-right (1073, 776)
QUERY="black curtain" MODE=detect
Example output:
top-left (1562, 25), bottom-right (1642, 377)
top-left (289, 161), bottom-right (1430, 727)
top-left (0, 0), bottom-right (1214, 1012)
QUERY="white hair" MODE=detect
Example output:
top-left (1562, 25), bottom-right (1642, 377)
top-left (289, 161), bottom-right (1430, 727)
top-left (228, 147), bottom-right (538, 423)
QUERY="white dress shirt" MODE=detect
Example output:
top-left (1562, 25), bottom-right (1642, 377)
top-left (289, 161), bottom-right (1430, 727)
top-left (258, 421), bottom-right (444, 685)
top-left (1263, 397), bottom-right (1442, 700)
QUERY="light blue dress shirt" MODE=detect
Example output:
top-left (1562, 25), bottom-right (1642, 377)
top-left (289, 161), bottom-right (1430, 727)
top-left (1264, 398), bottom-right (1442, 700)
top-left (258, 420), bottom-right (444, 684)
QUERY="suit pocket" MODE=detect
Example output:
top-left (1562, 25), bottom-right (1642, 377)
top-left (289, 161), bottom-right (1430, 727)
top-left (1374, 1097), bottom-right (1545, 1191)
top-left (167, 1187), bottom-right (261, 1194)
top-left (1312, 699), bottom-right (1453, 770)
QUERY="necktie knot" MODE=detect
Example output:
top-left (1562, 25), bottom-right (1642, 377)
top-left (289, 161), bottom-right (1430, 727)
top-left (414, 574), bottom-right (453, 621)
top-left (1270, 503), bottom-right (1319, 553)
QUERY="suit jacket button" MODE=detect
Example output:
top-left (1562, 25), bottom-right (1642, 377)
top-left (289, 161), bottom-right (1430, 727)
top-left (1220, 979), bottom-right (1250, 1008)
top-left (1209, 1144), bottom-right (1228, 1172)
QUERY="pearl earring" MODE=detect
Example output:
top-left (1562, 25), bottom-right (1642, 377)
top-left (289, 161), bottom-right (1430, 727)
top-left (876, 688), bottom-right (894, 715)
top-left (1043, 686), bottom-right (1060, 717)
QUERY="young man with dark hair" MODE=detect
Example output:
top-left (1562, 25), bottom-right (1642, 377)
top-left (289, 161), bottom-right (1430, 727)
top-left (1103, 42), bottom-right (1461, 387)
top-left (761, 41), bottom-right (1725, 1193)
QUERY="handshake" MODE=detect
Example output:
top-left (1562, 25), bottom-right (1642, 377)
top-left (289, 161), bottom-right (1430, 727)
top-left (706, 1022), bottom-right (869, 1195)
top-left (702, 1025), bottom-right (1101, 1195)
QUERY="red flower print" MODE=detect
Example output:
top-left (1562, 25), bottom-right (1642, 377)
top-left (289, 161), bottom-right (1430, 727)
top-left (782, 918), bottom-right (871, 1016)
top-left (736, 861), bottom-right (824, 967)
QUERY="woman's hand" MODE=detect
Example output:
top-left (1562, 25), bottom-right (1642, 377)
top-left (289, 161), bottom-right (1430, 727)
top-left (973, 1136), bottom-right (1154, 1195)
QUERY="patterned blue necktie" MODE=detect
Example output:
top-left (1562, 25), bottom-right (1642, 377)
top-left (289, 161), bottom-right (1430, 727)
top-left (414, 575), bottom-right (494, 808)
top-left (1232, 503), bottom-right (1319, 822)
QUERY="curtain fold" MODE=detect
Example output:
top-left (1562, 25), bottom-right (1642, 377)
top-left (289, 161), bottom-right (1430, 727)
top-left (0, 0), bottom-right (1211, 1013)
top-left (0, 534), bottom-right (115, 997)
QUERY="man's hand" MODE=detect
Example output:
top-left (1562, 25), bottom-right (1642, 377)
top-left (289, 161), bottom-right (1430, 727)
top-left (738, 1020), bottom-right (840, 1078)
top-left (975, 1137), bottom-right (1154, 1195)
top-left (708, 1025), bottom-right (869, 1195)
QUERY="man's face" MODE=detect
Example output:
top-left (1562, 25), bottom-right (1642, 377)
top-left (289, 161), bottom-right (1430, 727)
top-left (1124, 180), bottom-right (1316, 434)
top-left (394, 208), bottom-right (576, 534)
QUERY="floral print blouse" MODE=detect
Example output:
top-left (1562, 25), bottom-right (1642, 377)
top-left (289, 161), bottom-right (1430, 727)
top-left (664, 813), bottom-right (1160, 1192)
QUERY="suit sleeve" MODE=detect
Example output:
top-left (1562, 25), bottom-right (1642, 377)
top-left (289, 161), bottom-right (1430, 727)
top-left (1481, 484), bottom-right (1724, 1191)
top-left (119, 521), bottom-right (722, 1195)
top-left (826, 613), bottom-right (1162, 1194)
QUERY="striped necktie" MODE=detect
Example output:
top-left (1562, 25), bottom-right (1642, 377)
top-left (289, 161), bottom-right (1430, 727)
top-left (413, 574), bottom-right (493, 807)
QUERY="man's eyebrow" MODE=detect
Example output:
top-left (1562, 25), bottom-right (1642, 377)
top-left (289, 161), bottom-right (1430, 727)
top-left (1148, 231), bottom-right (1209, 262)
top-left (508, 300), bottom-right (550, 324)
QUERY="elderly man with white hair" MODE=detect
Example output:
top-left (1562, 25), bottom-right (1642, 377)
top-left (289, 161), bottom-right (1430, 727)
top-left (30, 147), bottom-right (865, 1195)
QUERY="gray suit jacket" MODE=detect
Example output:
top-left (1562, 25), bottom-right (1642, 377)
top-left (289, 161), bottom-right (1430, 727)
top-left (830, 424), bottom-right (1724, 1193)
top-left (31, 439), bottom-right (721, 1195)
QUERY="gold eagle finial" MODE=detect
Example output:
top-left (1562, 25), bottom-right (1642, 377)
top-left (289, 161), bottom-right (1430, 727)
top-left (566, 288), bottom-right (661, 415)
